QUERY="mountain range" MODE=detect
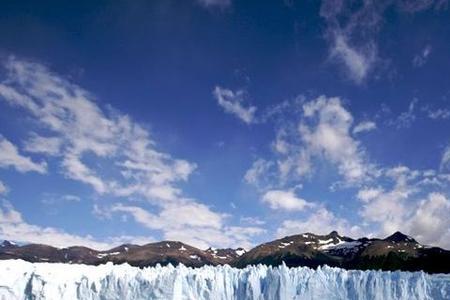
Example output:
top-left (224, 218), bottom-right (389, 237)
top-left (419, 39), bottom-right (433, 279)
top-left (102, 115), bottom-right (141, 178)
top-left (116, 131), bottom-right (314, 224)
top-left (1, 231), bottom-right (449, 274)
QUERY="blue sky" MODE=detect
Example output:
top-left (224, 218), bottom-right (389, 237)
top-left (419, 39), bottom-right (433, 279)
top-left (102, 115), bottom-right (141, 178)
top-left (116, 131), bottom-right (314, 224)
top-left (0, 0), bottom-right (450, 250)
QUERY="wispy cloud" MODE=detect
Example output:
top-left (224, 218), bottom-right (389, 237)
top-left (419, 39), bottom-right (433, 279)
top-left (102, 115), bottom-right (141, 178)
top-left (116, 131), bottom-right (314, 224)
top-left (320, 0), bottom-right (383, 84)
top-left (388, 98), bottom-right (418, 129)
top-left (426, 107), bottom-right (450, 120)
top-left (41, 193), bottom-right (81, 205)
top-left (353, 121), bottom-right (377, 134)
top-left (197, 0), bottom-right (231, 9)
top-left (319, 0), bottom-right (443, 84)
top-left (396, 0), bottom-right (447, 13)
top-left (0, 135), bottom-right (47, 174)
top-left (413, 44), bottom-right (432, 67)
top-left (330, 32), bottom-right (377, 84)
top-left (244, 158), bottom-right (275, 190)
top-left (0, 57), bottom-right (195, 201)
top-left (0, 57), bottom-right (263, 249)
top-left (213, 86), bottom-right (257, 124)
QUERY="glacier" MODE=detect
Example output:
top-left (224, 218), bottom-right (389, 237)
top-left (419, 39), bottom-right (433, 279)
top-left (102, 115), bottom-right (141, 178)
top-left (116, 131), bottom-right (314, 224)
top-left (0, 260), bottom-right (449, 300)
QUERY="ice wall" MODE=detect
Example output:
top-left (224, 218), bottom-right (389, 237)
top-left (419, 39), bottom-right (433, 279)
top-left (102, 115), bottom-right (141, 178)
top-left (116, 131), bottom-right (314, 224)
top-left (0, 259), bottom-right (449, 300)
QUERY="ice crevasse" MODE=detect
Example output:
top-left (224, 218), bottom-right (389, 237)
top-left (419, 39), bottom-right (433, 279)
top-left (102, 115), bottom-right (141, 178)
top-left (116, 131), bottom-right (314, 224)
top-left (0, 259), bottom-right (449, 300)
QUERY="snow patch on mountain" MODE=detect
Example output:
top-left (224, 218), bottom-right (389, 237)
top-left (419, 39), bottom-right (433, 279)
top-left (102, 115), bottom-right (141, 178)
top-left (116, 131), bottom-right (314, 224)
top-left (235, 248), bottom-right (246, 256)
top-left (320, 240), bottom-right (361, 251)
top-left (96, 252), bottom-right (120, 259)
top-left (278, 241), bottom-right (294, 249)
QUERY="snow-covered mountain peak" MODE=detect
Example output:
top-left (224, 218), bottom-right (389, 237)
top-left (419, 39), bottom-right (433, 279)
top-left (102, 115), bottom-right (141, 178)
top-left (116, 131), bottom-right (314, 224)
top-left (0, 240), bottom-right (17, 248)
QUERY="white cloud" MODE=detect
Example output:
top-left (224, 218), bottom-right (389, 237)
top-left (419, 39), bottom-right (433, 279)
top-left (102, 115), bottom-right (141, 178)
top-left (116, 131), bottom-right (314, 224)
top-left (244, 158), bottom-right (274, 189)
top-left (112, 203), bottom-right (264, 249)
top-left (358, 184), bottom-right (450, 249)
top-left (245, 92), bottom-right (450, 248)
top-left (245, 96), bottom-right (376, 199)
top-left (354, 165), bottom-right (450, 249)
top-left (272, 129), bottom-right (290, 155)
top-left (0, 136), bottom-right (47, 174)
top-left (24, 133), bottom-right (62, 155)
top-left (353, 121), bottom-right (376, 134)
top-left (357, 187), bottom-right (384, 202)
top-left (358, 166), bottom-right (418, 235)
top-left (213, 86), bottom-right (257, 124)
top-left (243, 93), bottom-right (450, 249)
top-left (0, 201), bottom-right (151, 250)
top-left (299, 96), bottom-right (375, 184)
top-left (197, 0), bottom-right (231, 8)
top-left (223, 226), bottom-right (265, 250)
top-left (408, 192), bottom-right (450, 249)
top-left (277, 206), bottom-right (364, 238)
top-left (62, 153), bottom-right (108, 194)
top-left (262, 189), bottom-right (314, 211)
top-left (163, 225), bottom-right (264, 250)
top-left (111, 201), bottom-right (225, 235)
top-left (413, 44), bottom-right (432, 67)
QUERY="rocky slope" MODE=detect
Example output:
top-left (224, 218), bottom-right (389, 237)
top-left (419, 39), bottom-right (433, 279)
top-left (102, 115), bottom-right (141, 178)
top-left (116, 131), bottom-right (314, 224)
top-left (0, 240), bottom-right (246, 268)
top-left (233, 231), bottom-right (450, 273)
top-left (1, 231), bottom-right (449, 273)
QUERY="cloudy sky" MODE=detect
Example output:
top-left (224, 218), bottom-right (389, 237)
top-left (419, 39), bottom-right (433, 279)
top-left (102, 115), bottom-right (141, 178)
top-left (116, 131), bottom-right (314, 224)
top-left (0, 0), bottom-right (450, 250)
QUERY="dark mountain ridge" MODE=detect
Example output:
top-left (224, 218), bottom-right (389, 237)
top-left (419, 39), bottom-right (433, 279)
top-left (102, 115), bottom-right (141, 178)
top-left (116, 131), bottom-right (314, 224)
top-left (1, 231), bottom-right (449, 274)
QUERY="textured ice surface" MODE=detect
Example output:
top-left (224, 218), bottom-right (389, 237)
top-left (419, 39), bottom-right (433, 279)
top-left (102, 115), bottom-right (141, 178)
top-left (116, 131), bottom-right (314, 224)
top-left (0, 259), bottom-right (449, 300)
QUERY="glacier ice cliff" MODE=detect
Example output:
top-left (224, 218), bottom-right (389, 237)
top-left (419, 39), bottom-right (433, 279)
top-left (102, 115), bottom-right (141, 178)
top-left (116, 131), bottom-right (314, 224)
top-left (0, 260), bottom-right (449, 300)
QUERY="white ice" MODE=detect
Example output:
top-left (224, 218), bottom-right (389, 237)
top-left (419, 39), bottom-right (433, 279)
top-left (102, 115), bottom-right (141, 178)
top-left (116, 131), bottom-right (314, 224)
top-left (0, 259), bottom-right (449, 300)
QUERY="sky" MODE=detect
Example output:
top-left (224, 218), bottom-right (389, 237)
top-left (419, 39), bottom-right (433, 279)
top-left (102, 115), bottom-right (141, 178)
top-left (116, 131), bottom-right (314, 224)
top-left (0, 0), bottom-right (450, 250)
